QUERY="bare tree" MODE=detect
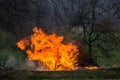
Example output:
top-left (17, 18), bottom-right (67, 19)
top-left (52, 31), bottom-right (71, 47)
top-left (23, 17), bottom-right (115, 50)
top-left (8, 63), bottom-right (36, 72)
top-left (76, 0), bottom-right (120, 59)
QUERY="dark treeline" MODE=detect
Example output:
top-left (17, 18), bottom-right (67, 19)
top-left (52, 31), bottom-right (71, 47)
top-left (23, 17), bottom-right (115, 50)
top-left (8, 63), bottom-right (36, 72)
top-left (0, 0), bottom-right (120, 38)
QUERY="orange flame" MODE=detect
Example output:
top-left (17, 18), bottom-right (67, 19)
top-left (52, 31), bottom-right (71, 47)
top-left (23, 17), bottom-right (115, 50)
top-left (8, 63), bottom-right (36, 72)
top-left (17, 27), bottom-right (79, 71)
top-left (84, 66), bottom-right (98, 70)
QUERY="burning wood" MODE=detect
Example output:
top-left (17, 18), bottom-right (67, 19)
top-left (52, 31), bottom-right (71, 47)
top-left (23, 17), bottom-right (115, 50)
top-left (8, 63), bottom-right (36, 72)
top-left (17, 27), bottom-right (79, 71)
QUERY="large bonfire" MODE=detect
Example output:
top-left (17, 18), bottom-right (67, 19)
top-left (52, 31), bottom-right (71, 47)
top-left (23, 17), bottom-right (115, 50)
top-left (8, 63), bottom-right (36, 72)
top-left (17, 27), bottom-right (79, 71)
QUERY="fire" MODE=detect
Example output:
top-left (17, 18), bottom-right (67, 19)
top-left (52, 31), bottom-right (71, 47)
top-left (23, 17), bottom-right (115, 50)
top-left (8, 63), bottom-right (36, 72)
top-left (17, 27), bottom-right (79, 71)
top-left (84, 66), bottom-right (98, 70)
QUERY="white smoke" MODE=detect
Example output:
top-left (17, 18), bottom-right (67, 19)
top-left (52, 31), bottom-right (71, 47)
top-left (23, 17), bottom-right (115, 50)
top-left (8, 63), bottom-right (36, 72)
top-left (25, 60), bottom-right (48, 71)
top-left (6, 55), bottom-right (16, 68)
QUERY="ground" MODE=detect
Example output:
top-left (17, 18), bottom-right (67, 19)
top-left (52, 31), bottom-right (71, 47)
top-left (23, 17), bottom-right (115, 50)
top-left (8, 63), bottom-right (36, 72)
top-left (0, 67), bottom-right (120, 80)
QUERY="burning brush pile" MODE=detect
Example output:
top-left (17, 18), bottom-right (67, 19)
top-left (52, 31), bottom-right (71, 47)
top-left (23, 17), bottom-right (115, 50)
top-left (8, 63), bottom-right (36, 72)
top-left (17, 27), bottom-right (79, 71)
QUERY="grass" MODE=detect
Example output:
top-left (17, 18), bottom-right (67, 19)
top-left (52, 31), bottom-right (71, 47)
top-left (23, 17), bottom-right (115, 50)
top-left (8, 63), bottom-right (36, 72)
top-left (0, 67), bottom-right (120, 80)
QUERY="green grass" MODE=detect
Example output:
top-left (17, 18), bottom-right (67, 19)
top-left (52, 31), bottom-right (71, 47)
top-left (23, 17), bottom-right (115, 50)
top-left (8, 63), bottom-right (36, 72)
top-left (0, 67), bottom-right (120, 80)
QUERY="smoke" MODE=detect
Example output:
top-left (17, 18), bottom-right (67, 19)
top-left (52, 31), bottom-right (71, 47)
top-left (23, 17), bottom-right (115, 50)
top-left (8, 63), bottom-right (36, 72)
top-left (25, 60), bottom-right (49, 71)
top-left (5, 55), bottom-right (16, 68)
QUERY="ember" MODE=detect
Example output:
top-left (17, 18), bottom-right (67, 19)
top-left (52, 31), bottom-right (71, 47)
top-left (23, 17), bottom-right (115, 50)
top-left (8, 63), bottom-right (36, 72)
top-left (84, 66), bottom-right (98, 70)
top-left (17, 27), bottom-right (79, 71)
